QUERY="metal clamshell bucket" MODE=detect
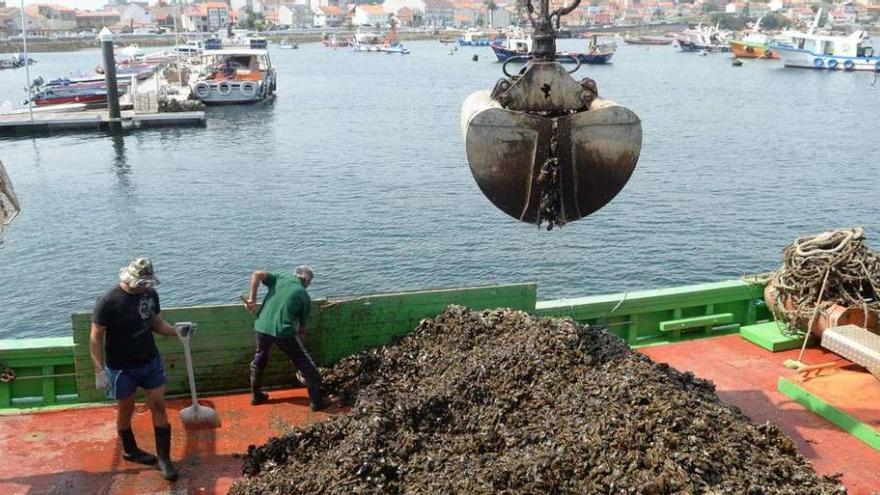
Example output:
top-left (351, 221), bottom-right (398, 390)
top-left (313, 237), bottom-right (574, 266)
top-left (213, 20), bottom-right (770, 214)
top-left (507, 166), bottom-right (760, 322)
top-left (461, 90), bottom-right (642, 224)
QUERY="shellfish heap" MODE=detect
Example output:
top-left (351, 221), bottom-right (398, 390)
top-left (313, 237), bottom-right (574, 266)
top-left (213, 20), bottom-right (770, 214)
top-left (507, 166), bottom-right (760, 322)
top-left (230, 307), bottom-right (844, 494)
top-left (770, 228), bottom-right (880, 333)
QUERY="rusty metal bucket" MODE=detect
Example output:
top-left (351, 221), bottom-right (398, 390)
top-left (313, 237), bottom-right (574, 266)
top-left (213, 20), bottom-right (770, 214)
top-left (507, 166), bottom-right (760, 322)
top-left (461, 90), bottom-right (641, 225)
top-left (459, 1), bottom-right (642, 229)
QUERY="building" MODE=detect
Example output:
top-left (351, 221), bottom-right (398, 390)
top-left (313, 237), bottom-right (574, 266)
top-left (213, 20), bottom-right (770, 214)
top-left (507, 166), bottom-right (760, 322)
top-left (279, 3), bottom-right (314, 27)
top-left (1, 7), bottom-right (39, 37)
top-left (75, 10), bottom-right (122, 30)
top-left (119, 3), bottom-right (152, 25)
top-left (318, 5), bottom-right (344, 26)
top-left (25, 4), bottom-right (76, 32)
top-left (353, 4), bottom-right (387, 26)
top-left (181, 2), bottom-right (230, 31)
top-left (423, 0), bottom-right (453, 26)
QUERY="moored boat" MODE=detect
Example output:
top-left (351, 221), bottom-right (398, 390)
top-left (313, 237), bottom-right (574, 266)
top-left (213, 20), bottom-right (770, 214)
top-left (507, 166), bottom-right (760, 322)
top-left (458, 28), bottom-right (491, 46)
top-left (489, 29), bottom-right (533, 62)
top-left (676, 24), bottom-right (731, 52)
top-left (558, 35), bottom-right (616, 64)
top-left (623, 35), bottom-right (673, 45)
top-left (728, 18), bottom-right (778, 59)
top-left (769, 10), bottom-right (879, 71)
top-left (349, 25), bottom-right (410, 54)
top-left (191, 44), bottom-right (276, 105)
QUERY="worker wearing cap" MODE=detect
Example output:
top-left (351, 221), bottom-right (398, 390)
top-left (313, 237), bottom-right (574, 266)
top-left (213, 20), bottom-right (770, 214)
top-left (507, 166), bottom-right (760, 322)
top-left (244, 265), bottom-right (330, 411)
top-left (89, 257), bottom-right (190, 482)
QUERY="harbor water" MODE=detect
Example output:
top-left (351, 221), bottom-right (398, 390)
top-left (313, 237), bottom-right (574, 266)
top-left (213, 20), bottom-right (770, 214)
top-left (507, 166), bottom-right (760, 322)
top-left (1, 39), bottom-right (879, 339)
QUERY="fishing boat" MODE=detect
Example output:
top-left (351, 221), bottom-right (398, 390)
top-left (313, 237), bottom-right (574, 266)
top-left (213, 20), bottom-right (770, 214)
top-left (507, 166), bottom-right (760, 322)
top-left (729, 18), bottom-right (778, 59)
top-left (191, 44), bottom-right (276, 104)
top-left (489, 30), bottom-right (533, 62)
top-left (622, 35), bottom-right (673, 45)
top-left (349, 26), bottom-right (410, 54)
top-left (2, 274), bottom-right (880, 493)
top-left (279, 40), bottom-right (298, 50)
top-left (769, 10), bottom-right (879, 71)
top-left (0, 53), bottom-right (35, 70)
top-left (676, 24), bottom-right (731, 52)
top-left (559, 35), bottom-right (616, 64)
top-left (458, 28), bottom-right (491, 46)
top-left (322, 33), bottom-right (344, 48)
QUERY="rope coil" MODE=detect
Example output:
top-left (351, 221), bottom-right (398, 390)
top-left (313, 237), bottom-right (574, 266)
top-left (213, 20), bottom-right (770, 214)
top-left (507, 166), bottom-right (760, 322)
top-left (769, 228), bottom-right (880, 335)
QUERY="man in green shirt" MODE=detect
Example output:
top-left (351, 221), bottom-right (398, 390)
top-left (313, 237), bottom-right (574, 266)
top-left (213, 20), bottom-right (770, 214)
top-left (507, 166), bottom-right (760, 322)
top-left (244, 265), bottom-right (330, 411)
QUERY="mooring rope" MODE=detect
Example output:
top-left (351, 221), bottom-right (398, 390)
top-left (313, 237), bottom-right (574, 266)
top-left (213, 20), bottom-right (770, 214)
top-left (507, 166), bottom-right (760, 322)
top-left (769, 228), bottom-right (880, 336)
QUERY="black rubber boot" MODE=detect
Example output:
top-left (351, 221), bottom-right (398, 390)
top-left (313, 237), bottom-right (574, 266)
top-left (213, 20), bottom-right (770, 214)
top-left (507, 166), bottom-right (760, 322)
top-left (119, 428), bottom-right (157, 465)
top-left (250, 364), bottom-right (269, 405)
top-left (154, 425), bottom-right (178, 481)
top-left (308, 384), bottom-right (331, 412)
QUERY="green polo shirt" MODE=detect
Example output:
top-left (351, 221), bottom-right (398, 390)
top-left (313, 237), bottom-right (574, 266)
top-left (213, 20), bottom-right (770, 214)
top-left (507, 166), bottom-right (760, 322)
top-left (254, 272), bottom-right (310, 338)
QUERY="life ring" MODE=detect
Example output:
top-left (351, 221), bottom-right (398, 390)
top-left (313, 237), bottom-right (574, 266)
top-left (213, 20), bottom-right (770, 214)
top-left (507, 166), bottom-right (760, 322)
top-left (813, 58), bottom-right (824, 68)
top-left (194, 82), bottom-right (210, 98)
top-left (827, 59), bottom-right (838, 69)
top-left (217, 82), bottom-right (231, 96)
top-left (844, 60), bottom-right (855, 71)
top-left (240, 81), bottom-right (256, 97)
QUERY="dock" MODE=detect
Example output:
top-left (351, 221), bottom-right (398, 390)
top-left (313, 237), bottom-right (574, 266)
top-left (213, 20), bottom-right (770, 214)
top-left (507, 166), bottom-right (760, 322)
top-left (0, 109), bottom-right (206, 135)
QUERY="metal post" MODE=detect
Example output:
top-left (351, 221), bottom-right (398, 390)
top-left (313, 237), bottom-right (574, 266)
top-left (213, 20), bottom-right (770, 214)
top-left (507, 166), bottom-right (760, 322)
top-left (19, 0), bottom-right (32, 122)
top-left (99, 27), bottom-right (122, 127)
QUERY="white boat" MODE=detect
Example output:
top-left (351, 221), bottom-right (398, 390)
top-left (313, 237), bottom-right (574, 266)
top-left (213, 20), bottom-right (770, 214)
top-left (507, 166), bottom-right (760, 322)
top-left (676, 24), bottom-right (731, 52)
top-left (279, 40), bottom-right (298, 49)
top-left (770, 9), bottom-right (879, 71)
top-left (349, 16), bottom-right (410, 54)
top-left (488, 28), bottom-right (533, 62)
top-left (191, 47), bottom-right (276, 105)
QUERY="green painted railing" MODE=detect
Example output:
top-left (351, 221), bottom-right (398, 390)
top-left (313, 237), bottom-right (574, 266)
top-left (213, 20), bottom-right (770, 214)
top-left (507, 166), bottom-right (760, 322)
top-left (1, 278), bottom-right (769, 411)
top-left (534, 277), bottom-right (770, 347)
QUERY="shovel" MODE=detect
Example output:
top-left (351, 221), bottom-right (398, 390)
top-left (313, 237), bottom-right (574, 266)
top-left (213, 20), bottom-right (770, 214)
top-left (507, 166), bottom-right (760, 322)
top-left (175, 322), bottom-right (221, 430)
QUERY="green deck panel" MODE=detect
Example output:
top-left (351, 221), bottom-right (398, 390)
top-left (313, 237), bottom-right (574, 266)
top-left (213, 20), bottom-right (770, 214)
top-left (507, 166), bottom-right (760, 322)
top-left (740, 321), bottom-right (812, 352)
top-left (658, 313), bottom-right (734, 332)
top-left (69, 283), bottom-right (537, 403)
top-left (777, 377), bottom-right (880, 452)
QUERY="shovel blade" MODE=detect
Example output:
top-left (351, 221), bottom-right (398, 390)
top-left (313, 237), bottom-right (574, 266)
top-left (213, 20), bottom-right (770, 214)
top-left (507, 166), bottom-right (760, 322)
top-left (180, 403), bottom-right (221, 430)
top-left (462, 92), bottom-right (642, 224)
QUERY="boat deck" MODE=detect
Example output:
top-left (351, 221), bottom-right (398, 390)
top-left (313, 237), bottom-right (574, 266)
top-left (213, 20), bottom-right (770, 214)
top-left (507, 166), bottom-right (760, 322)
top-left (640, 334), bottom-right (880, 494)
top-left (2, 334), bottom-right (880, 494)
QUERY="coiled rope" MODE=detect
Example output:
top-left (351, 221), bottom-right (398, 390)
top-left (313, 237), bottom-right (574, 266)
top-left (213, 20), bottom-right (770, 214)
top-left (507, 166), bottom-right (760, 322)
top-left (769, 228), bottom-right (880, 335)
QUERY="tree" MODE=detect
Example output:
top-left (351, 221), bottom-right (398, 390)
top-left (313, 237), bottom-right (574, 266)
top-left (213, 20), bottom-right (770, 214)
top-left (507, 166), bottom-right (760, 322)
top-left (760, 12), bottom-right (791, 29)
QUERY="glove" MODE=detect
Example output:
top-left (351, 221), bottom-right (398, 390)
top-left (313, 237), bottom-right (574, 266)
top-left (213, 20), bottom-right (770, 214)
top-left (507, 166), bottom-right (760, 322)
top-left (174, 321), bottom-right (197, 338)
top-left (95, 370), bottom-right (110, 392)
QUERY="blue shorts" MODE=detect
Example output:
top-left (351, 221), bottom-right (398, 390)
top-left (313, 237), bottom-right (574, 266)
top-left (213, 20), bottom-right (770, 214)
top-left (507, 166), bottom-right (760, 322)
top-left (105, 354), bottom-right (167, 400)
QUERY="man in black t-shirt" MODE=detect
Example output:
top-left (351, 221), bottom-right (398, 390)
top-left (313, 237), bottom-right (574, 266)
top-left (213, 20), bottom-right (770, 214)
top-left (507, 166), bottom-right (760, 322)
top-left (90, 257), bottom-right (190, 482)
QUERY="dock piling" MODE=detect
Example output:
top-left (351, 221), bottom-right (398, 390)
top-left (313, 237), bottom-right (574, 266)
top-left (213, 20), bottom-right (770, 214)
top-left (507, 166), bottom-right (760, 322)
top-left (99, 27), bottom-right (122, 130)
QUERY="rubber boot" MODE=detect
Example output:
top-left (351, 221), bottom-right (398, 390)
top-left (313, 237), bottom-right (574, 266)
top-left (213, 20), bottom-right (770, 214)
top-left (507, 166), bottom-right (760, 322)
top-left (119, 428), bottom-right (157, 465)
top-left (250, 364), bottom-right (269, 405)
top-left (308, 384), bottom-right (331, 412)
top-left (154, 425), bottom-right (178, 481)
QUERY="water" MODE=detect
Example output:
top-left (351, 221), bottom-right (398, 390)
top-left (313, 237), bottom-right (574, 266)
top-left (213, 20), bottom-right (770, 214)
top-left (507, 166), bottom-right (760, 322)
top-left (1, 40), bottom-right (880, 339)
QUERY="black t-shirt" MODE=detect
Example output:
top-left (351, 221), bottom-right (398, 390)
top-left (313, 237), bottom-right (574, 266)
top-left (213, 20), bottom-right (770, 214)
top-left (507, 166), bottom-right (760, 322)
top-left (92, 286), bottom-right (160, 369)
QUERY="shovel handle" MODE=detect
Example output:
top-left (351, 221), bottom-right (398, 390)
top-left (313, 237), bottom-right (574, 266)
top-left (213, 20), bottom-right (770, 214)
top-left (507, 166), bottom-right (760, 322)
top-left (179, 334), bottom-right (200, 408)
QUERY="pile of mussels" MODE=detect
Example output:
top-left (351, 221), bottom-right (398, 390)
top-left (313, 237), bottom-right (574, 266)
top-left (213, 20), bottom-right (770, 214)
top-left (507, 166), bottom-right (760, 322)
top-left (230, 306), bottom-right (845, 494)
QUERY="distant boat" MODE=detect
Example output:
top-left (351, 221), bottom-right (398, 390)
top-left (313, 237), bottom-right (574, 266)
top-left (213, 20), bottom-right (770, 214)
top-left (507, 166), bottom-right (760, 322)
top-left (458, 29), bottom-right (491, 46)
top-left (728, 18), bottom-right (778, 59)
top-left (558, 35), bottom-right (616, 64)
top-left (769, 8), bottom-right (879, 71)
top-left (489, 30), bottom-right (532, 62)
top-left (349, 26), bottom-right (410, 54)
top-left (676, 24), bottom-right (731, 52)
top-left (623, 35), bottom-right (673, 45)
top-left (279, 40), bottom-right (298, 49)
top-left (322, 33), bottom-right (344, 48)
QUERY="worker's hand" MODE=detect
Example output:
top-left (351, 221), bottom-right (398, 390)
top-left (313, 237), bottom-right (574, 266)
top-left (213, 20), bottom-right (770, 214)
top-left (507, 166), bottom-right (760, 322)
top-left (244, 299), bottom-right (257, 313)
top-left (95, 370), bottom-right (110, 392)
top-left (174, 321), bottom-right (197, 338)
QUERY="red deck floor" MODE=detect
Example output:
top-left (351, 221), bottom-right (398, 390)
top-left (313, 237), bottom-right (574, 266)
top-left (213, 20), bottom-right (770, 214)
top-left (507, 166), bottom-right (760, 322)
top-left (2, 335), bottom-right (879, 494)
top-left (640, 334), bottom-right (880, 494)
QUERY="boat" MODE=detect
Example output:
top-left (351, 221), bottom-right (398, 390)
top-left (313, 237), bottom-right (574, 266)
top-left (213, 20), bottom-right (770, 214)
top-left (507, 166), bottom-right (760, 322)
top-left (458, 28), bottom-right (491, 46)
top-left (279, 40), bottom-right (298, 50)
top-left (622, 35), bottom-right (673, 45)
top-left (28, 81), bottom-right (108, 107)
top-left (191, 45), bottom-right (276, 104)
top-left (2, 275), bottom-right (880, 492)
top-left (489, 29), bottom-right (533, 62)
top-left (676, 24), bottom-right (731, 52)
top-left (728, 18), bottom-right (778, 59)
top-left (558, 35), bottom-right (616, 64)
top-left (769, 9), bottom-right (879, 71)
top-left (349, 26), bottom-right (410, 54)
top-left (0, 53), bottom-right (35, 70)
top-left (322, 33), bottom-right (344, 48)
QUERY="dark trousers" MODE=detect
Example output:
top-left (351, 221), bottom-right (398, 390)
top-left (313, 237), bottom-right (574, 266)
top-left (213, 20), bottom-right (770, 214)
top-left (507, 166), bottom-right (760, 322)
top-left (251, 332), bottom-right (324, 400)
